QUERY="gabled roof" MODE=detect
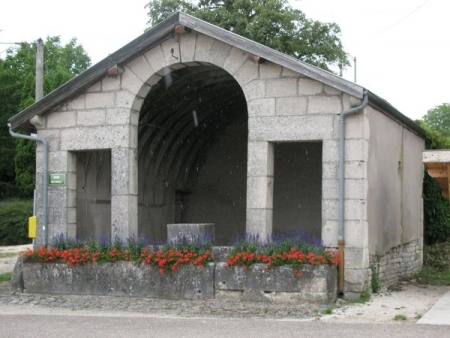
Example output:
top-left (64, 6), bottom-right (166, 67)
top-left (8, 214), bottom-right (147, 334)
top-left (8, 12), bottom-right (423, 136)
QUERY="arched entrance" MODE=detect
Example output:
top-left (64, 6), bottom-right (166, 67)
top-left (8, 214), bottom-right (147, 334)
top-left (138, 63), bottom-right (248, 245)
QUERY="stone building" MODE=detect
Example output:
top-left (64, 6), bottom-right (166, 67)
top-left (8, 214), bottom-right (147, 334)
top-left (8, 13), bottom-right (424, 295)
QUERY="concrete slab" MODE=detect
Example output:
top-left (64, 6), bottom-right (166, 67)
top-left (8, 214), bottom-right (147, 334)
top-left (417, 289), bottom-right (450, 325)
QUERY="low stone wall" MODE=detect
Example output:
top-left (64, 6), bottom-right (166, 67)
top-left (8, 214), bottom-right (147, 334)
top-left (17, 261), bottom-right (337, 303)
top-left (370, 239), bottom-right (422, 287)
top-left (22, 261), bottom-right (215, 300)
top-left (215, 263), bottom-right (337, 303)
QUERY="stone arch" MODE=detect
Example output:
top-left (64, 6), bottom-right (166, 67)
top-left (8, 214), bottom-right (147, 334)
top-left (136, 61), bottom-right (249, 245)
top-left (123, 33), bottom-right (262, 114)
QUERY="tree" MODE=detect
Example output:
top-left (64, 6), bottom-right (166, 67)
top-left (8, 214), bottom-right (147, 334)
top-left (0, 37), bottom-right (91, 197)
top-left (423, 103), bottom-right (450, 137)
top-left (145, 0), bottom-right (349, 72)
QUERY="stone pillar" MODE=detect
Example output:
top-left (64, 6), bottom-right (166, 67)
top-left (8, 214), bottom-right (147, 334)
top-left (246, 141), bottom-right (274, 241)
top-left (111, 147), bottom-right (138, 240)
top-left (66, 152), bottom-right (77, 239)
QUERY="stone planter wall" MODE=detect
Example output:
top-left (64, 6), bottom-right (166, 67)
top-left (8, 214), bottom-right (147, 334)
top-left (21, 261), bottom-right (215, 300)
top-left (215, 263), bottom-right (337, 303)
top-left (17, 260), bottom-right (337, 303)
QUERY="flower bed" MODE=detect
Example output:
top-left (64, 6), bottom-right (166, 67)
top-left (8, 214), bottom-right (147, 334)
top-left (16, 234), bottom-right (339, 302)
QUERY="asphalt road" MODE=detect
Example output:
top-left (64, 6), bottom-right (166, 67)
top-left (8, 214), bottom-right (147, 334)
top-left (0, 311), bottom-right (449, 338)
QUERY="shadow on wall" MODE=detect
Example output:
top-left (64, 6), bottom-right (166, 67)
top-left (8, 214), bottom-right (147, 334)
top-left (273, 141), bottom-right (323, 239)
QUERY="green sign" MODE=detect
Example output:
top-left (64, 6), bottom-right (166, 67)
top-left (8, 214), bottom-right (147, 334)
top-left (49, 174), bottom-right (66, 186)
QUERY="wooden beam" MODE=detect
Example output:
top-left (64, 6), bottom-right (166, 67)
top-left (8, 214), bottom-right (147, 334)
top-left (427, 167), bottom-right (448, 178)
top-left (423, 150), bottom-right (450, 163)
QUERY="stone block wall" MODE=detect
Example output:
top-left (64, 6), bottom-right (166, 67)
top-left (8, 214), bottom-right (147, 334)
top-left (370, 239), bottom-right (422, 287)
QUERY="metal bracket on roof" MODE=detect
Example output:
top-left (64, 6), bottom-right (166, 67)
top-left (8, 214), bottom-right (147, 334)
top-left (30, 115), bottom-right (45, 128)
top-left (248, 55), bottom-right (266, 64)
top-left (107, 65), bottom-right (124, 77)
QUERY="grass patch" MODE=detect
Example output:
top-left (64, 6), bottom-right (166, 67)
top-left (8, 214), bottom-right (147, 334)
top-left (0, 252), bottom-right (18, 259)
top-left (348, 288), bottom-right (370, 304)
top-left (416, 266), bottom-right (450, 285)
top-left (413, 241), bottom-right (450, 285)
top-left (0, 272), bottom-right (12, 282)
top-left (423, 241), bottom-right (450, 271)
top-left (324, 306), bottom-right (333, 314)
top-left (394, 314), bottom-right (407, 321)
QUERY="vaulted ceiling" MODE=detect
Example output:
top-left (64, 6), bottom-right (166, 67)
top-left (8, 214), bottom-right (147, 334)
top-left (138, 63), bottom-right (247, 189)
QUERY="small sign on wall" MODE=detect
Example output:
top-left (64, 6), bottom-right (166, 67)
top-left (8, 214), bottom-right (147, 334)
top-left (49, 174), bottom-right (66, 186)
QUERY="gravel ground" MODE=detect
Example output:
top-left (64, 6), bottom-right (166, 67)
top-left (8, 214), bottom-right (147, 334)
top-left (1, 280), bottom-right (449, 323)
top-left (0, 281), bottom-right (330, 320)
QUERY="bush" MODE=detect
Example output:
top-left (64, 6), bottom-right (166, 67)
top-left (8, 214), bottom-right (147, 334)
top-left (0, 200), bottom-right (33, 245)
top-left (423, 173), bottom-right (450, 244)
top-left (0, 182), bottom-right (26, 201)
top-left (416, 120), bottom-right (450, 244)
top-left (423, 241), bottom-right (450, 272)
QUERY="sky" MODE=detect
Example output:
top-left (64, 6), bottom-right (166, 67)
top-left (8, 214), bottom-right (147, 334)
top-left (0, 0), bottom-right (448, 121)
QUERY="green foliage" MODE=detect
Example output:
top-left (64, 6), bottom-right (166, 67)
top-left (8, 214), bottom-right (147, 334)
top-left (125, 235), bottom-right (148, 260)
top-left (0, 182), bottom-right (25, 201)
top-left (423, 173), bottom-right (450, 244)
top-left (394, 314), bottom-right (407, 321)
top-left (0, 137), bottom-right (16, 184)
top-left (145, 0), bottom-right (349, 72)
top-left (423, 241), bottom-right (450, 272)
top-left (50, 233), bottom-right (85, 250)
top-left (0, 200), bottom-right (33, 245)
top-left (163, 234), bottom-right (212, 256)
top-left (0, 252), bottom-right (19, 259)
top-left (324, 306), bottom-right (333, 315)
top-left (229, 233), bottom-right (328, 258)
top-left (416, 266), bottom-right (450, 286)
top-left (14, 139), bottom-right (36, 197)
top-left (146, 0), bottom-right (194, 25)
top-left (370, 254), bottom-right (382, 293)
top-left (415, 120), bottom-right (450, 149)
top-left (423, 103), bottom-right (450, 137)
top-left (0, 37), bottom-right (91, 197)
top-left (419, 118), bottom-right (450, 244)
top-left (415, 120), bottom-right (450, 244)
top-left (416, 241), bottom-right (450, 285)
top-left (347, 288), bottom-right (370, 304)
top-left (0, 272), bottom-right (12, 282)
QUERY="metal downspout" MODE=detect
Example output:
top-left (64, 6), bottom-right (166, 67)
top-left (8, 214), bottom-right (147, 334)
top-left (338, 90), bottom-right (369, 295)
top-left (8, 123), bottom-right (49, 246)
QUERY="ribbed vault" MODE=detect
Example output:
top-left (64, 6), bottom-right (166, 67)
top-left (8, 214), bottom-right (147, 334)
top-left (138, 63), bottom-right (248, 244)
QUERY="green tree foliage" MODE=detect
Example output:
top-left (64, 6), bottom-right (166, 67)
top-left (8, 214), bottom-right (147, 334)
top-left (423, 103), bottom-right (450, 137)
top-left (0, 37), bottom-right (90, 197)
top-left (416, 121), bottom-right (450, 244)
top-left (145, 0), bottom-right (349, 72)
top-left (14, 139), bottom-right (36, 197)
top-left (0, 200), bottom-right (33, 245)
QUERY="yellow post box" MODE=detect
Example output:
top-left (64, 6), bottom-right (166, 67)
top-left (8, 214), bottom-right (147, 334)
top-left (28, 216), bottom-right (37, 239)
